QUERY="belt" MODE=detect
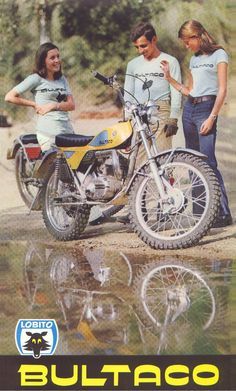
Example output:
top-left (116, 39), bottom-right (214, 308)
top-left (188, 95), bottom-right (216, 104)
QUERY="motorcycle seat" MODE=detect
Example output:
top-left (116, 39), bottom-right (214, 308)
top-left (20, 134), bottom-right (39, 145)
top-left (55, 133), bottom-right (94, 147)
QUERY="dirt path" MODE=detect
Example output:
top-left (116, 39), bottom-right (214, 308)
top-left (0, 109), bottom-right (235, 260)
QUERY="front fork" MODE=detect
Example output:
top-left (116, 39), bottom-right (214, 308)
top-left (134, 111), bottom-right (167, 200)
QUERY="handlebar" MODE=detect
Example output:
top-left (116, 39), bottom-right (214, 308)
top-left (92, 71), bottom-right (111, 85)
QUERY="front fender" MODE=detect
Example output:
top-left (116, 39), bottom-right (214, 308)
top-left (126, 147), bottom-right (207, 193)
top-left (148, 147), bottom-right (207, 163)
top-left (33, 148), bottom-right (57, 179)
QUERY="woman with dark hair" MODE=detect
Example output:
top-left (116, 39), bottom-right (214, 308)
top-left (160, 20), bottom-right (232, 228)
top-left (5, 42), bottom-right (75, 151)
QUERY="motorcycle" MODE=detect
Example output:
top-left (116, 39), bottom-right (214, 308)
top-left (8, 72), bottom-right (220, 248)
top-left (39, 71), bottom-right (221, 249)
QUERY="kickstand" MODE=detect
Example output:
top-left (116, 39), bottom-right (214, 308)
top-left (27, 188), bottom-right (42, 215)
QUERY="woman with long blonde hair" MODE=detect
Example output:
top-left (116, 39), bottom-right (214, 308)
top-left (161, 20), bottom-right (232, 228)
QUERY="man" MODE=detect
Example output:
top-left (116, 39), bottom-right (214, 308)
top-left (115, 22), bottom-right (182, 224)
top-left (90, 22), bottom-right (182, 225)
top-left (124, 21), bottom-right (182, 158)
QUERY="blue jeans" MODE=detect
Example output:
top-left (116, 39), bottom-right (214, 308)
top-left (182, 99), bottom-right (231, 216)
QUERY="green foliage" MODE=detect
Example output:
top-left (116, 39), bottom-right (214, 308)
top-left (58, 0), bottom-right (150, 72)
top-left (0, 0), bottom-right (38, 114)
top-left (0, 0), bottom-right (233, 114)
top-left (59, 0), bottom-right (150, 41)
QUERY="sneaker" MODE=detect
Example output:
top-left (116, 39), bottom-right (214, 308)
top-left (116, 214), bottom-right (130, 224)
top-left (212, 214), bottom-right (233, 228)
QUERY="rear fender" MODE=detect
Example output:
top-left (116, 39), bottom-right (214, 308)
top-left (33, 149), bottom-right (57, 179)
top-left (7, 138), bottom-right (22, 159)
top-left (126, 147), bottom-right (207, 193)
top-left (7, 134), bottom-right (40, 160)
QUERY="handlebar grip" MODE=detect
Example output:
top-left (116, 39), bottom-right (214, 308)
top-left (92, 71), bottom-right (110, 85)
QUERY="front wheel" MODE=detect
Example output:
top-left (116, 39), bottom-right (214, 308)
top-left (133, 261), bottom-right (216, 331)
top-left (129, 152), bottom-right (220, 249)
top-left (42, 166), bottom-right (90, 241)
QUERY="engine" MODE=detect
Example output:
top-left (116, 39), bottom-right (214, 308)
top-left (83, 150), bottom-right (128, 201)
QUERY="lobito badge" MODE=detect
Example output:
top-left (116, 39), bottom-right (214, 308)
top-left (15, 319), bottom-right (59, 359)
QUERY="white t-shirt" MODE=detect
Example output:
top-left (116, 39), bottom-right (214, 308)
top-left (124, 52), bottom-right (182, 118)
top-left (189, 49), bottom-right (228, 97)
top-left (15, 73), bottom-right (73, 135)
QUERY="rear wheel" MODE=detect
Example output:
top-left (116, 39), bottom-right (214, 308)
top-left (42, 166), bottom-right (90, 241)
top-left (15, 149), bottom-right (41, 210)
top-left (129, 152), bottom-right (220, 249)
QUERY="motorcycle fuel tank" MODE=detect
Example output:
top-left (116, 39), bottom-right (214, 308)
top-left (61, 121), bottom-right (133, 170)
top-left (89, 121), bottom-right (132, 149)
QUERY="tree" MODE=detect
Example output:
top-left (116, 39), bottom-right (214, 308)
top-left (58, 0), bottom-right (150, 69)
top-left (0, 0), bottom-right (37, 114)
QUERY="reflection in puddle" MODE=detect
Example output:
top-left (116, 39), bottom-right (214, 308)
top-left (0, 241), bottom-right (235, 355)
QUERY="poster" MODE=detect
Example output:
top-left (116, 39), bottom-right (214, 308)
top-left (0, 0), bottom-right (235, 389)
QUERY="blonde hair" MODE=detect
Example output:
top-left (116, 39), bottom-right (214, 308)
top-left (178, 20), bottom-right (223, 55)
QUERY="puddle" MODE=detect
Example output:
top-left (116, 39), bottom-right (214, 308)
top-left (0, 241), bottom-right (235, 355)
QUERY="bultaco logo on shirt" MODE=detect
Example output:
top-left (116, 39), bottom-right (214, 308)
top-left (192, 63), bottom-right (214, 68)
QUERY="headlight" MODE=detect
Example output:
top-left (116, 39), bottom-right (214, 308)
top-left (146, 100), bottom-right (159, 125)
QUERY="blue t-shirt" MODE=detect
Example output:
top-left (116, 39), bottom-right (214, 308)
top-left (189, 49), bottom-right (228, 97)
top-left (15, 73), bottom-right (73, 135)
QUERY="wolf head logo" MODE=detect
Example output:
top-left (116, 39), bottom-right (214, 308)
top-left (23, 331), bottom-right (51, 358)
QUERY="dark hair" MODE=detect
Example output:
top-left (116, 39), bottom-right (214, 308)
top-left (33, 42), bottom-right (62, 79)
top-left (178, 20), bottom-right (223, 56)
top-left (130, 22), bottom-right (156, 42)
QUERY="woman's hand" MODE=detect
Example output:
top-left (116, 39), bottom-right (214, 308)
top-left (35, 103), bottom-right (56, 115)
top-left (160, 60), bottom-right (171, 81)
top-left (199, 117), bottom-right (215, 135)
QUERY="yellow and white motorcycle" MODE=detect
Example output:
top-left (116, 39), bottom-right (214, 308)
top-left (41, 72), bottom-right (220, 249)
